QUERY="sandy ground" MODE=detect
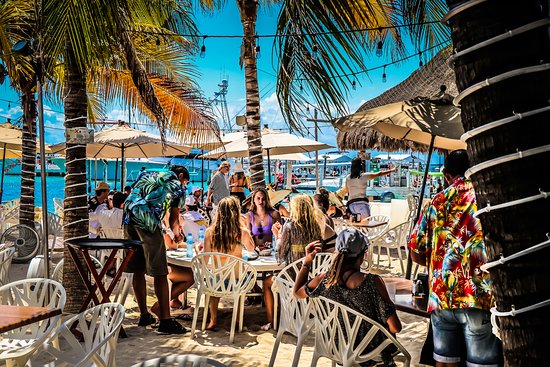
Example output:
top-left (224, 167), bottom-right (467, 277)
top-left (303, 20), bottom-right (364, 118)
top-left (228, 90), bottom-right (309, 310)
top-left (10, 251), bottom-right (430, 367)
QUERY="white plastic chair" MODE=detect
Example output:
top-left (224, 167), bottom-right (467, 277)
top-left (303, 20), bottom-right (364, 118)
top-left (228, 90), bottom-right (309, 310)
top-left (269, 253), bottom-right (332, 367)
top-left (31, 303), bottom-right (125, 367)
top-left (53, 198), bottom-right (64, 219)
top-left (130, 354), bottom-right (227, 367)
top-left (190, 252), bottom-right (257, 343)
top-left (196, 208), bottom-right (210, 227)
top-left (310, 296), bottom-right (411, 367)
top-left (0, 247), bottom-right (15, 286)
top-left (371, 221), bottom-right (412, 275)
top-left (0, 278), bottom-right (66, 367)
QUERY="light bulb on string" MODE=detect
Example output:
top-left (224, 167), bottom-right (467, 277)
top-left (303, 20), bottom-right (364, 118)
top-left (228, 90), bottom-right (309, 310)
top-left (255, 45), bottom-right (261, 59)
top-left (200, 37), bottom-right (206, 58)
top-left (351, 80), bottom-right (356, 90)
top-left (300, 83), bottom-right (304, 93)
top-left (419, 52), bottom-right (423, 67)
top-left (382, 65), bottom-right (387, 83)
top-left (376, 40), bottom-right (383, 57)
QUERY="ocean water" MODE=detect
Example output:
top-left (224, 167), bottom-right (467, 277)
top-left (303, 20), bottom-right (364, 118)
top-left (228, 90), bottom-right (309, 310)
top-left (0, 174), bottom-right (212, 210)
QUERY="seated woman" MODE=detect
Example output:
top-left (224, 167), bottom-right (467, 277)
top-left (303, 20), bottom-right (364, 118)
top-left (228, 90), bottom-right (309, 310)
top-left (162, 229), bottom-right (195, 311)
top-left (246, 188), bottom-right (282, 249)
top-left (203, 196), bottom-right (255, 331)
top-left (313, 187), bottom-right (337, 252)
top-left (294, 229), bottom-right (402, 367)
top-left (261, 194), bottom-right (322, 330)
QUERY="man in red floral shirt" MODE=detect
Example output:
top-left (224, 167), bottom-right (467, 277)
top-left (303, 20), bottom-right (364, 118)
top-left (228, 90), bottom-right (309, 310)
top-left (408, 150), bottom-right (501, 367)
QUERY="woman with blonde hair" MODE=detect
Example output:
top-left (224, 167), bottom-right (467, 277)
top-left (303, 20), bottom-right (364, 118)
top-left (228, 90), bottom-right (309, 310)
top-left (294, 229), bottom-right (402, 366)
top-left (275, 194), bottom-right (322, 264)
top-left (203, 196), bottom-right (255, 330)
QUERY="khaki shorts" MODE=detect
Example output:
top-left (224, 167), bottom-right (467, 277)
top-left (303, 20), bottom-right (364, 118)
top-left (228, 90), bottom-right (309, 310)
top-left (124, 224), bottom-right (168, 276)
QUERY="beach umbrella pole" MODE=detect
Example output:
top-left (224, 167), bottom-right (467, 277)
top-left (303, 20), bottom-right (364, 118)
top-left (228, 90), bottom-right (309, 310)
top-left (37, 77), bottom-right (50, 279)
top-left (114, 158), bottom-right (118, 190)
top-left (267, 149), bottom-right (271, 185)
top-left (405, 134), bottom-right (435, 279)
top-left (201, 150), bottom-right (204, 205)
top-left (121, 145), bottom-right (125, 189)
top-left (0, 143), bottom-right (6, 202)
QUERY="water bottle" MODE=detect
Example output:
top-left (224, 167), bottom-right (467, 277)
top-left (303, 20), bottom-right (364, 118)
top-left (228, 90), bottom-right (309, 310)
top-left (197, 227), bottom-right (205, 245)
top-left (186, 232), bottom-right (194, 258)
top-left (272, 234), bottom-right (277, 255)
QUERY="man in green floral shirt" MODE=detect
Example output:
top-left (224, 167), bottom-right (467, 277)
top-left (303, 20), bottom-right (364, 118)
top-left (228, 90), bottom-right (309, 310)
top-left (123, 165), bottom-right (189, 334)
top-left (408, 150), bottom-right (501, 367)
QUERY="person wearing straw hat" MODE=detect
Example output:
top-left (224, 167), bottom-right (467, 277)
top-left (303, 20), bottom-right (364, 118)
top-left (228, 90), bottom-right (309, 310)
top-left (229, 162), bottom-right (250, 204)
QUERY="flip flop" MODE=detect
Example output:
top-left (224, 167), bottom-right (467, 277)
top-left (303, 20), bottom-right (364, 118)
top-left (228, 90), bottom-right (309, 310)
top-left (205, 325), bottom-right (218, 332)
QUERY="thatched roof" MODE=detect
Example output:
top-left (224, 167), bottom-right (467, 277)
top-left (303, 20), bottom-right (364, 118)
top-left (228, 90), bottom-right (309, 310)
top-left (336, 47), bottom-right (457, 151)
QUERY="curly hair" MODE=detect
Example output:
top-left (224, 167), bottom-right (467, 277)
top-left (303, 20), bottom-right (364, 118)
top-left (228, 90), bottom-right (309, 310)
top-left (289, 194), bottom-right (321, 240)
top-left (211, 196), bottom-right (243, 253)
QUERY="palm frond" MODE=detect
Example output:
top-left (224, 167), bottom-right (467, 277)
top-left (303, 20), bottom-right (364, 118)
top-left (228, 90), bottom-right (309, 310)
top-left (275, 0), bottom-right (407, 131)
top-left (91, 67), bottom-right (219, 145)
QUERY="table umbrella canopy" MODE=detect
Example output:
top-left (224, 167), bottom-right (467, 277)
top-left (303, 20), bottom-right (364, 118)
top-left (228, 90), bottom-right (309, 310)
top-left (269, 152), bottom-right (311, 161)
top-left (50, 124), bottom-right (191, 158)
top-left (202, 128), bottom-right (333, 159)
top-left (333, 97), bottom-right (466, 151)
top-left (0, 123), bottom-right (52, 153)
top-left (0, 148), bottom-right (22, 159)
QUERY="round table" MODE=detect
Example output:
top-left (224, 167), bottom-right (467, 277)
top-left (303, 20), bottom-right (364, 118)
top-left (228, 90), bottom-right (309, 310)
top-left (166, 250), bottom-right (285, 272)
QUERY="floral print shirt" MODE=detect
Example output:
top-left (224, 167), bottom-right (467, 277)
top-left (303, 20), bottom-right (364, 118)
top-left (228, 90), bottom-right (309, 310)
top-left (408, 177), bottom-right (493, 312)
top-left (123, 171), bottom-right (186, 233)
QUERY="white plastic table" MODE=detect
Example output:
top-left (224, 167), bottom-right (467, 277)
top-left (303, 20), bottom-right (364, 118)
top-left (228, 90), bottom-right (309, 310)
top-left (167, 250), bottom-right (285, 272)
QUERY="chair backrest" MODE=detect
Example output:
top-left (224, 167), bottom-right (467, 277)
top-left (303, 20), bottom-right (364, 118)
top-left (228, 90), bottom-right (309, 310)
top-left (272, 253), bottom-right (332, 337)
top-left (192, 252), bottom-right (257, 297)
top-left (47, 213), bottom-right (63, 251)
top-left (372, 221), bottom-right (411, 248)
top-left (130, 354), bottom-right (227, 367)
top-left (365, 215), bottom-right (390, 241)
top-left (0, 246), bottom-right (15, 286)
top-left (196, 208), bottom-right (210, 226)
top-left (100, 227), bottom-right (126, 239)
top-left (0, 278), bottom-right (66, 339)
top-left (36, 303), bottom-right (125, 367)
top-left (311, 296), bottom-right (411, 367)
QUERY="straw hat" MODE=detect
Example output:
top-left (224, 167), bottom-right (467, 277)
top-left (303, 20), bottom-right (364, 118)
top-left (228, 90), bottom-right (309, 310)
top-left (95, 182), bottom-right (110, 191)
top-left (233, 162), bottom-right (244, 173)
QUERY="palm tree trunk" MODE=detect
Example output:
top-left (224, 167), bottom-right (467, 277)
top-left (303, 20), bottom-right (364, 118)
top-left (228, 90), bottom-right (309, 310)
top-left (237, 0), bottom-right (265, 190)
top-left (62, 37), bottom-right (89, 313)
top-left (445, 1), bottom-right (550, 365)
top-left (19, 87), bottom-right (37, 228)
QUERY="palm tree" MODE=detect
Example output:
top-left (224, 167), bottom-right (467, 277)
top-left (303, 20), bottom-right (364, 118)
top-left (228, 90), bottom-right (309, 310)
top-left (200, 0), bottom-right (404, 188)
top-left (401, 0), bottom-right (550, 364)
top-left (0, 2), bottom-right (40, 229)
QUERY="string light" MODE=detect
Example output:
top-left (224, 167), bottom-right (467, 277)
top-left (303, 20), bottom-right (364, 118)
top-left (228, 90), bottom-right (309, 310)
top-left (376, 40), bottom-right (383, 57)
top-left (419, 51), bottom-right (423, 67)
top-left (200, 37), bottom-right (207, 58)
top-left (382, 65), bottom-right (387, 83)
top-left (351, 80), bottom-right (356, 90)
top-left (255, 45), bottom-right (261, 59)
top-left (300, 83), bottom-right (304, 93)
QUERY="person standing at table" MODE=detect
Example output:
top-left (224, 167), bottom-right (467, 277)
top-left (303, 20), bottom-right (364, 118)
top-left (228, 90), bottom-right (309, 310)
top-left (88, 182), bottom-right (110, 238)
top-left (343, 157), bottom-right (396, 217)
top-left (205, 161), bottom-right (231, 216)
top-left (123, 165), bottom-right (190, 334)
top-left (229, 162), bottom-right (250, 204)
top-left (408, 150), bottom-right (500, 367)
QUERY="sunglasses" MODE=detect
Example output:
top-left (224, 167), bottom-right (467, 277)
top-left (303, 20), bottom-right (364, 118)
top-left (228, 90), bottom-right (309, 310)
top-left (257, 226), bottom-right (264, 240)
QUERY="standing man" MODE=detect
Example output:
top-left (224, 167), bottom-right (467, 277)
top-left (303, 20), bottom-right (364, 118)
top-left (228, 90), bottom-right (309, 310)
top-left (408, 150), bottom-right (500, 367)
top-left (205, 161), bottom-right (230, 217)
top-left (123, 165), bottom-right (190, 334)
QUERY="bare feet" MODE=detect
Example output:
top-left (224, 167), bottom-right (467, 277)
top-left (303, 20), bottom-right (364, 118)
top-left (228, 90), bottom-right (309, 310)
top-left (206, 320), bottom-right (217, 331)
top-left (170, 299), bottom-right (183, 309)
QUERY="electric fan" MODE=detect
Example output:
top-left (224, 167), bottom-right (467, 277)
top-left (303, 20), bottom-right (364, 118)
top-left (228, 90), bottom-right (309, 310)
top-left (0, 224), bottom-right (40, 263)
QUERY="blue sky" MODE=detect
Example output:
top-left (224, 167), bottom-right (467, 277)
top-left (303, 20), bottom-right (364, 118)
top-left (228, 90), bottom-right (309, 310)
top-left (0, 2), bottom-right (423, 151)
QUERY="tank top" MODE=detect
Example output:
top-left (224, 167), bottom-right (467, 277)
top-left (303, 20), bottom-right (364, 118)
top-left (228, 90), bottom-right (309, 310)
top-left (249, 211), bottom-right (273, 237)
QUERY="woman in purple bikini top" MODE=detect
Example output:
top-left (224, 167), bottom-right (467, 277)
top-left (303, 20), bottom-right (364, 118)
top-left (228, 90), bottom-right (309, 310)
top-left (246, 188), bottom-right (282, 249)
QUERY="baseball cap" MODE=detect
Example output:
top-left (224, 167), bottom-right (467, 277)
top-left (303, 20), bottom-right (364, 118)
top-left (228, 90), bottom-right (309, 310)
top-left (335, 228), bottom-right (369, 257)
top-left (95, 182), bottom-right (110, 191)
top-left (192, 186), bottom-right (203, 194)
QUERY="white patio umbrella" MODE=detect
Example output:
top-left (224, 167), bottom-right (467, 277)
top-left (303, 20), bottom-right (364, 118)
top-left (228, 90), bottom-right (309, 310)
top-left (334, 96), bottom-right (465, 279)
top-left (202, 128), bottom-right (332, 183)
top-left (50, 124), bottom-right (191, 187)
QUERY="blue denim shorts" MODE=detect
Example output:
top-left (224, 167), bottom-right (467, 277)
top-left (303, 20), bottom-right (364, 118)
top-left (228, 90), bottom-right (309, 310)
top-left (431, 308), bottom-right (501, 367)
